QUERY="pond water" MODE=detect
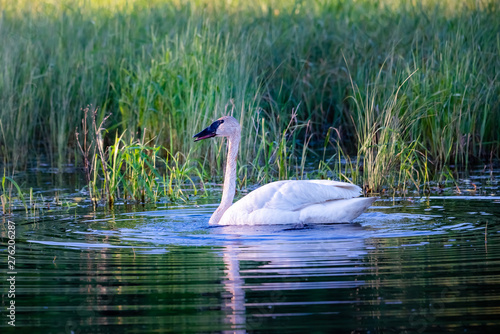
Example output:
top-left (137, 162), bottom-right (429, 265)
top-left (2, 171), bottom-right (500, 333)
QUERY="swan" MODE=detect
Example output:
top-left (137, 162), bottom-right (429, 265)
top-left (193, 116), bottom-right (376, 225)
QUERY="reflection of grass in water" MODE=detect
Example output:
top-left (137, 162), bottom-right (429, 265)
top-left (0, 0), bottom-right (498, 203)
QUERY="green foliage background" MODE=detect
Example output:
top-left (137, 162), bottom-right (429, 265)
top-left (0, 0), bottom-right (498, 191)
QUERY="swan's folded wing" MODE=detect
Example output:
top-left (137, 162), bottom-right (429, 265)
top-left (267, 180), bottom-right (362, 211)
top-left (221, 180), bottom-right (365, 225)
top-left (241, 180), bottom-right (362, 212)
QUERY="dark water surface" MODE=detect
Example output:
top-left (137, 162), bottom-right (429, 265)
top-left (2, 179), bottom-right (500, 333)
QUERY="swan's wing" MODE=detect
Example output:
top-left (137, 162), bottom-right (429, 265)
top-left (265, 180), bottom-right (362, 211)
top-left (234, 180), bottom-right (362, 212)
top-left (220, 180), bottom-right (367, 225)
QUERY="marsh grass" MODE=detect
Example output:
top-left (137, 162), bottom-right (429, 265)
top-left (76, 107), bottom-right (201, 205)
top-left (1, 0), bottom-right (498, 198)
top-left (341, 65), bottom-right (428, 193)
top-left (1, 173), bottom-right (27, 215)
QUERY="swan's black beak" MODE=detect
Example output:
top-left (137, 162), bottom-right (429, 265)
top-left (193, 119), bottom-right (224, 142)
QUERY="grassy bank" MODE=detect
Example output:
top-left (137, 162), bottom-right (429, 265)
top-left (0, 0), bottom-right (498, 197)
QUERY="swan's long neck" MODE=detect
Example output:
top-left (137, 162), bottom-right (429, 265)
top-left (209, 132), bottom-right (240, 225)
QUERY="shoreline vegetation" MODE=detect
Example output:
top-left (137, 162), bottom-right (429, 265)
top-left (1, 0), bottom-right (499, 208)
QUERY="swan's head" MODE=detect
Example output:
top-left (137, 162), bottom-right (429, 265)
top-left (193, 116), bottom-right (240, 141)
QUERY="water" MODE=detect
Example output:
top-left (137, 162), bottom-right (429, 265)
top-left (2, 174), bottom-right (500, 333)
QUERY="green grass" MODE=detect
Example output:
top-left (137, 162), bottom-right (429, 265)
top-left (1, 173), bottom-right (28, 215)
top-left (0, 0), bottom-right (498, 199)
top-left (75, 105), bottom-right (201, 206)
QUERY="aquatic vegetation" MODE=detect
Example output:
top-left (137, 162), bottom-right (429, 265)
top-left (339, 67), bottom-right (429, 193)
top-left (0, 0), bottom-right (498, 195)
top-left (76, 106), bottom-right (200, 205)
top-left (1, 173), bottom-right (27, 215)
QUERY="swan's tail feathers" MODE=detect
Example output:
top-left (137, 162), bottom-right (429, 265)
top-left (299, 197), bottom-right (376, 224)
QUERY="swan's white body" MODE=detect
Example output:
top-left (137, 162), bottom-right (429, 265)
top-left (219, 180), bottom-right (375, 225)
top-left (194, 116), bottom-right (375, 225)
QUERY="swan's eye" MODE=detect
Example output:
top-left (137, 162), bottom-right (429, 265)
top-left (211, 119), bottom-right (224, 132)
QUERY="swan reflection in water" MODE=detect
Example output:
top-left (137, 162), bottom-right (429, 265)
top-left (214, 223), bottom-right (370, 333)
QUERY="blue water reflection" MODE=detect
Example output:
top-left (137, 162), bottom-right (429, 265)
top-left (10, 196), bottom-right (500, 332)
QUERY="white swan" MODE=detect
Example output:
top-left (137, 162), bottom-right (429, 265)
top-left (194, 116), bottom-right (376, 225)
